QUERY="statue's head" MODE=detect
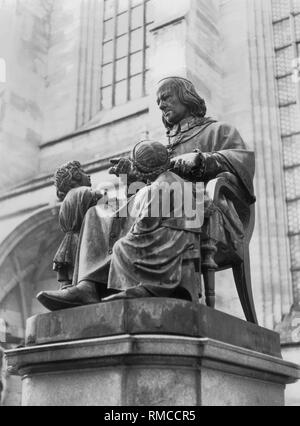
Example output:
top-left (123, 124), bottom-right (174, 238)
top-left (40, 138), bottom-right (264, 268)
top-left (54, 161), bottom-right (91, 201)
top-left (156, 77), bottom-right (207, 129)
top-left (131, 140), bottom-right (170, 182)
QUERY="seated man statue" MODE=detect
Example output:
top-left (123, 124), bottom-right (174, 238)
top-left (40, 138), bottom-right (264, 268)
top-left (38, 140), bottom-right (202, 310)
top-left (109, 77), bottom-right (255, 279)
top-left (37, 76), bottom-right (255, 311)
top-left (157, 77), bottom-right (255, 265)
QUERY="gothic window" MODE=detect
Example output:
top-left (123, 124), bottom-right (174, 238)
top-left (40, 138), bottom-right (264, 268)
top-left (272, 0), bottom-right (300, 301)
top-left (100, 0), bottom-right (154, 110)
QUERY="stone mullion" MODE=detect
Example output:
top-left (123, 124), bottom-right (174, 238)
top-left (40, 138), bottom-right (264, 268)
top-left (289, 0), bottom-right (300, 306)
top-left (88, 0), bottom-right (102, 121)
top-left (148, 0), bottom-right (190, 141)
top-left (247, 0), bottom-right (293, 328)
top-left (127, 0), bottom-right (132, 102)
top-left (76, 0), bottom-right (103, 127)
top-left (94, 0), bottom-right (105, 117)
top-left (271, 0), bottom-right (300, 308)
top-left (82, 0), bottom-right (96, 124)
top-left (142, 0), bottom-right (147, 97)
top-left (261, 0), bottom-right (294, 322)
top-left (289, 0), bottom-right (298, 59)
top-left (247, 0), bottom-right (274, 329)
top-left (111, 0), bottom-right (118, 108)
top-left (289, 0), bottom-right (300, 114)
top-left (76, 0), bottom-right (89, 128)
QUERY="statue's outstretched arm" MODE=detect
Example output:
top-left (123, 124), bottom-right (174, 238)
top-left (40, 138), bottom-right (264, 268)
top-left (170, 151), bottom-right (230, 182)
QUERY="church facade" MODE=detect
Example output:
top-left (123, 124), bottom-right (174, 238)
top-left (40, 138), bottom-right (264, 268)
top-left (0, 0), bottom-right (299, 405)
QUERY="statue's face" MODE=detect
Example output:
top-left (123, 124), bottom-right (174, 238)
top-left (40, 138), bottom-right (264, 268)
top-left (72, 169), bottom-right (91, 187)
top-left (80, 171), bottom-right (92, 187)
top-left (157, 82), bottom-right (189, 125)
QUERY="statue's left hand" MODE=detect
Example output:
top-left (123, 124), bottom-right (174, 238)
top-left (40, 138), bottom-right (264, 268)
top-left (109, 158), bottom-right (133, 177)
top-left (170, 150), bottom-right (205, 181)
top-left (109, 158), bottom-right (138, 184)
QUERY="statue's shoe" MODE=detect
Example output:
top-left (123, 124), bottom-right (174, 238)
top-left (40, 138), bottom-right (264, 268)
top-left (102, 286), bottom-right (151, 302)
top-left (37, 283), bottom-right (100, 311)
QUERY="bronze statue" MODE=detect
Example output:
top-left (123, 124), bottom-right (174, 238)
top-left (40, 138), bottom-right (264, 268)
top-left (158, 77), bottom-right (255, 258)
top-left (52, 161), bottom-right (103, 289)
top-left (37, 77), bottom-right (257, 322)
top-left (103, 140), bottom-right (202, 302)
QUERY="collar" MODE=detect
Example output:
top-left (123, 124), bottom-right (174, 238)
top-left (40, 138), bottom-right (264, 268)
top-left (167, 116), bottom-right (209, 137)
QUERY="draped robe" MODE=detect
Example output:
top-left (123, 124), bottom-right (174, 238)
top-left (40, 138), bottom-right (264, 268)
top-left (72, 117), bottom-right (255, 296)
top-left (108, 171), bottom-right (201, 296)
top-left (167, 117), bottom-right (255, 251)
top-left (53, 186), bottom-right (99, 282)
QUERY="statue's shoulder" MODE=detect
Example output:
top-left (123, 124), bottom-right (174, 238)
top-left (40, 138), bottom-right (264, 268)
top-left (204, 121), bottom-right (246, 143)
top-left (204, 120), bottom-right (238, 134)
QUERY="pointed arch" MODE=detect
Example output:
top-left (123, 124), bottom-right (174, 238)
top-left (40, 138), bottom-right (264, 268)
top-left (0, 206), bottom-right (61, 313)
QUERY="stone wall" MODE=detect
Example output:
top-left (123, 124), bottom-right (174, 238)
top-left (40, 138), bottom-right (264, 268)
top-left (218, 0), bottom-right (293, 329)
top-left (39, 0), bottom-right (151, 175)
top-left (39, 107), bottom-right (150, 174)
top-left (42, 0), bottom-right (81, 141)
top-left (187, 0), bottom-right (222, 118)
top-left (0, 0), bottom-right (50, 191)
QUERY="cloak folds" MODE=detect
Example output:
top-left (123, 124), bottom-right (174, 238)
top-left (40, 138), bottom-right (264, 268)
top-left (108, 171), bottom-right (200, 296)
top-left (168, 118), bottom-right (256, 204)
top-left (72, 202), bottom-right (135, 289)
top-left (217, 150), bottom-right (256, 204)
top-left (72, 118), bottom-right (255, 292)
top-left (53, 187), bottom-right (99, 281)
top-left (168, 118), bottom-right (256, 250)
top-left (73, 172), bottom-right (202, 297)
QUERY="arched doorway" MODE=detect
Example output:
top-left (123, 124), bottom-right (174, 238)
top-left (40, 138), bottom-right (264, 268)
top-left (0, 206), bottom-right (63, 345)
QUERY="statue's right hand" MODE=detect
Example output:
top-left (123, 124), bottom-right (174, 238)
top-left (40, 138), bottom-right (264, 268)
top-left (109, 158), bottom-right (133, 177)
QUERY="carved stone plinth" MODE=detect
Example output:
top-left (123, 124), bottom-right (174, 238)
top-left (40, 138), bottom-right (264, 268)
top-left (25, 299), bottom-right (280, 356)
top-left (5, 300), bottom-right (300, 406)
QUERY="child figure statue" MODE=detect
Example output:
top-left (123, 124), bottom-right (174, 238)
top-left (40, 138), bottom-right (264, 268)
top-left (53, 161), bottom-right (103, 289)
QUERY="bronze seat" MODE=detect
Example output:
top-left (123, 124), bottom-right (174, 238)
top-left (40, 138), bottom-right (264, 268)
top-left (202, 172), bottom-right (258, 324)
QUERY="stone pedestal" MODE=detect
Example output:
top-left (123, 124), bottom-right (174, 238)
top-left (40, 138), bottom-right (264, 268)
top-left (5, 300), bottom-right (300, 406)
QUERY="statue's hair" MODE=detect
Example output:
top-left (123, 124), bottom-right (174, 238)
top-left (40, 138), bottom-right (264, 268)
top-left (157, 77), bottom-right (207, 129)
top-left (54, 161), bottom-right (83, 201)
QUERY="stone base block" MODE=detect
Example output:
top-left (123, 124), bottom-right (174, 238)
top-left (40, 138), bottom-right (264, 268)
top-left (282, 345), bottom-right (300, 406)
top-left (5, 334), bottom-right (300, 406)
top-left (5, 300), bottom-right (300, 406)
top-left (25, 299), bottom-right (281, 357)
